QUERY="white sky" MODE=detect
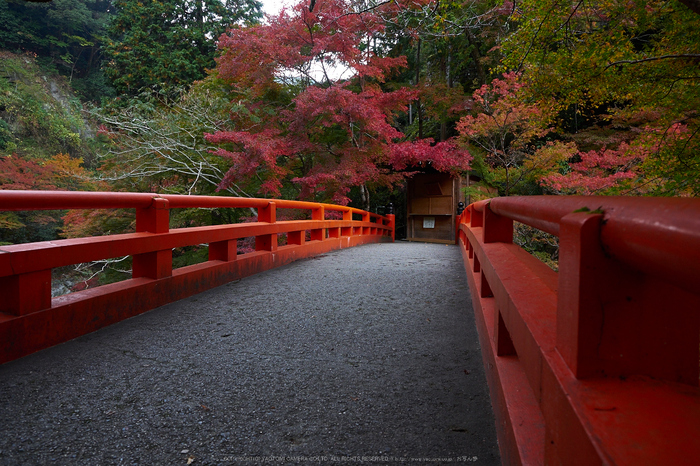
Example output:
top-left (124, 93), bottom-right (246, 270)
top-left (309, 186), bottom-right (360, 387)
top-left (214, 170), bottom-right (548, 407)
top-left (260, 0), bottom-right (293, 18)
top-left (257, 0), bottom-right (353, 81)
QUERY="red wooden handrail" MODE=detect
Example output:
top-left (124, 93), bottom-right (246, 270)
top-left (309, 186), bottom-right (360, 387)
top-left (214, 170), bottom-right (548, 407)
top-left (0, 190), bottom-right (385, 216)
top-left (0, 190), bottom-right (395, 364)
top-left (457, 195), bottom-right (700, 465)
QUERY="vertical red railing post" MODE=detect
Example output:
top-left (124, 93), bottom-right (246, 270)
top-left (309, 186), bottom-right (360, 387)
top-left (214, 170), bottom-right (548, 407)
top-left (361, 211), bottom-right (370, 235)
top-left (483, 202), bottom-right (513, 244)
top-left (328, 209), bottom-right (341, 239)
top-left (209, 236), bottom-right (238, 262)
top-left (310, 206), bottom-right (325, 241)
top-left (470, 205), bottom-right (483, 228)
top-left (557, 211), bottom-right (700, 385)
top-left (465, 208), bottom-right (475, 259)
top-left (456, 203), bottom-right (469, 246)
top-left (0, 269), bottom-right (51, 316)
top-left (341, 209), bottom-right (353, 237)
top-left (133, 197), bottom-right (172, 279)
top-left (287, 230), bottom-right (304, 246)
top-left (455, 213), bottom-right (461, 245)
top-left (557, 212), bottom-right (604, 379)
top-left (209, 240), bottom-right (237, 261)
top-left (135, 197), bottom-right (169, 234)
top-left (255, 201), bottom-right (277, 251)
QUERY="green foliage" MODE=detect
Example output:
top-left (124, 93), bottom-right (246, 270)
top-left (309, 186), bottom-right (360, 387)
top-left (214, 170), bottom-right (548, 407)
top-left (502, 0), bottom-right (700, 196)
top-left (0, 210), bottom-right (65, 244)
top-left (0, 54), bottom-right (103, 246)
top-left (0, 117), bottom-right (12, 149)
top-left (514, 222), bottom-right (559, 271)
top-left (71, 68), bottom-right (116, 103)
top-left (0, 52), bottom-right (96, 159)
top-left (0, 210), bottom-right (66, 244)
top-left (104, 0), bottom-right (262, 96)
top-left (172, 246), bottom-right (209, 268)
top-left (0, 0), bottom-right (111, 99)
top-left (456, 72), bottom-right (556, 196)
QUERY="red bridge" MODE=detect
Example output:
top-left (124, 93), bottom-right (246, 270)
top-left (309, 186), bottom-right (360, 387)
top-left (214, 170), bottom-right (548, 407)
top-left (458, 196), bottom-right (700, 465)
top-left (1, 190), bottom-right (699, 464)
top-left (0, 191), bottom-right (394, 364)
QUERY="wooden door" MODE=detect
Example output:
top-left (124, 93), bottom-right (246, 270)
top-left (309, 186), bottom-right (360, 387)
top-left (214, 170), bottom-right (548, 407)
top-left (406, 173), bottom-right (458, 243)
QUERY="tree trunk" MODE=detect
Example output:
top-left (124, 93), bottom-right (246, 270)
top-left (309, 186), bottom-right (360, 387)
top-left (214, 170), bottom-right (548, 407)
top-left (360, 184), bottom-right (370, 212)
top-left (416, 39), bottom-right (423, 139)
top-left (440, 46), bottom-right (451, 142)
top-left (465, 28), bottom-right (486, 85)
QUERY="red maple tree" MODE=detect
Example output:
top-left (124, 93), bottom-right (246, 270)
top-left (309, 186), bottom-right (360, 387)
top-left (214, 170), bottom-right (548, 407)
top-left (206, 0), bottom-right (471, 205)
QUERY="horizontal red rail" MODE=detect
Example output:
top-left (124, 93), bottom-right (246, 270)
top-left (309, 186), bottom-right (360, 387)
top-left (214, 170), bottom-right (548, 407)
top-left (458, 195), bottom-right (700, 465)
top-left (0, 190), bottom-right (387, 219)
top-left (0, 190), bottom-right (395, 364)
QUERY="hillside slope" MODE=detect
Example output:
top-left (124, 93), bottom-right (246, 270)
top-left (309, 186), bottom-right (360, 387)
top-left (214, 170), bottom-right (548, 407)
top-left (0, 51), bottom-right (97, 162)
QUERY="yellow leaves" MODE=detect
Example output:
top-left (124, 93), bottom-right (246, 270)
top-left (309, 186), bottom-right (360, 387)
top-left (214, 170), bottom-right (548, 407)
top-left (0, 212), bottom-right (25, 230)
top-left (526, 141), bottom-right (577, 175)
top-left (44, 153), bottom-right (86, 178)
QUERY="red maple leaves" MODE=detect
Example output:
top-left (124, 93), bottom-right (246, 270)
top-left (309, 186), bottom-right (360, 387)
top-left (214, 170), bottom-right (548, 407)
top-left (541, 144), bottom-right (640, 195)
top-left (207, 0), bottom-right (470, 204)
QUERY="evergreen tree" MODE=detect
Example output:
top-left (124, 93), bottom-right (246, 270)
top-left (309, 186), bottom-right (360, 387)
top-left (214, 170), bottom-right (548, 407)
top-left (104, 0), bottom-right (262, 96)
top-left (0, 0), bottom-right (110, 99)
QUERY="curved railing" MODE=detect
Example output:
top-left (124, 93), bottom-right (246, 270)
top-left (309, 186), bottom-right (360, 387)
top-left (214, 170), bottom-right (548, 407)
top-left (0, 191), bottom-right (394, 364)
top-left (457, 196), bottom-right (700, 465)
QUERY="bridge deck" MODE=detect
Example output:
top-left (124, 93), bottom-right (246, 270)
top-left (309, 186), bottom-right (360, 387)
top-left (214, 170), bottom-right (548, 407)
top-left (0, 243), bottom-right (500, 465)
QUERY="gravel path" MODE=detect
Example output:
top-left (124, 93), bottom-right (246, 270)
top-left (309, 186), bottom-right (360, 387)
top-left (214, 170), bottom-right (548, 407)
top-left (0, 242), bottom-right (500, 465)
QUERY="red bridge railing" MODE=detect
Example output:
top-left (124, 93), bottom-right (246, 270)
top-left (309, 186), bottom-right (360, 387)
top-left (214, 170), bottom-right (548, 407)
top-left (457, 196), bottom-right (700, 465)
top-left (0, 190), bottom-right (394, 364)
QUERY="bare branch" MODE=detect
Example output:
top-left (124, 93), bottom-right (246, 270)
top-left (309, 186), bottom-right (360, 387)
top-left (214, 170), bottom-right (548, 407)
top-left (605, 54), bottom-right (700, 70)
top-left (338, 0), bottom-right (393, 18)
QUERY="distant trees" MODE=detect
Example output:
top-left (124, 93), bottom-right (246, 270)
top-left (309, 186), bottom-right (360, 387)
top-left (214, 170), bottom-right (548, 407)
top-left (104, 0), bottom-right (263, 96)
top-left (0, 153), bottom-right (100, 244)
top-left (0, 0), bottom-right (263, 99)
top-left (0, 0), bottom-right (111, 100)
top-left (380, 0), bottom-right (511, 142)
top-left (501, 0), bottom-right (700, 195)
top-left (456, 72), bottom-right (556, 196)
top-left (1, 0), bottom-right (699, 289)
